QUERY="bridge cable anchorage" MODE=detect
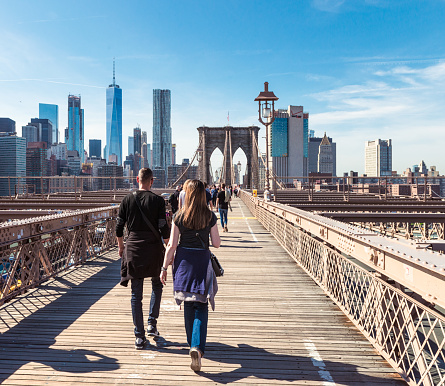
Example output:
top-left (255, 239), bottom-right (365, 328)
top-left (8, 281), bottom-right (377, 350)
top-left (169, 135), bottom-right (203, 188)
top-left (252, 132), bottom-right (286, 189)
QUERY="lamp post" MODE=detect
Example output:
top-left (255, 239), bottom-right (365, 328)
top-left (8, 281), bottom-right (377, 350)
top-left (254, 82), bottom-right (278, 201)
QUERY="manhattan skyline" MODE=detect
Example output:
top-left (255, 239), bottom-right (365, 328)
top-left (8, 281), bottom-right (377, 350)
top-left (1, 1), bottom-right (445, 174)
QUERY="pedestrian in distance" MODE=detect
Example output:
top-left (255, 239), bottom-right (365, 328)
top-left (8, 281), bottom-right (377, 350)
top-left (160, 179), bottom-right (221, 372)
top-left (216, 183), bottom-right (230, 232)
top-left (211, 185), bottom-right (218, 209)
top-left (169, 185), bottom-right (181, 214)
top-left (117, 168), bottom-right (170, 350)
top-left (178, 179), bottom-right (191, 210)
top-left (204, 182), bottom-right (213, 211)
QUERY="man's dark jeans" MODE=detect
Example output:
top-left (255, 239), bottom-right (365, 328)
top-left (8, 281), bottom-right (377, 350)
top-left (131, 277), bottom-right (163, 338)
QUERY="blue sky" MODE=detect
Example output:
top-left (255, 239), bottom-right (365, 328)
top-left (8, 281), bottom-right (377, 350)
top-left (1, 0), bottom-right (445, 175)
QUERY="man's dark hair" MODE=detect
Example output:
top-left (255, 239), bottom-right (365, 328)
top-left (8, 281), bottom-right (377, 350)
top-left (138, 168), bottom-right (153, 183)
top-left (221, 183), bottom-right (226, 189)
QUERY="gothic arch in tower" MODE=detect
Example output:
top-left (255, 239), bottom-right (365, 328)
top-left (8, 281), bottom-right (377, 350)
top-left (197, 126), bottom-right (260, 188)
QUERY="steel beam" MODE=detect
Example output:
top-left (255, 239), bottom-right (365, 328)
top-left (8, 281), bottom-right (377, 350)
top-left (0, 206), bottom-right (117, 245)
top-left (319, 212), bottom-right (445, 223)
top-left (253, 198), bottom-right (445, 310)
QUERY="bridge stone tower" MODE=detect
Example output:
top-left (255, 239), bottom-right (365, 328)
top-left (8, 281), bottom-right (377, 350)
top-left (197, 126), bottom-right (260, 188)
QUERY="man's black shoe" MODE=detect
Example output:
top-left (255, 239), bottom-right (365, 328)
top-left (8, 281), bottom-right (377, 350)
top-left (147, 325), bottom-right (160, 337)
top-left (135, 337), bottom-right (147, 350)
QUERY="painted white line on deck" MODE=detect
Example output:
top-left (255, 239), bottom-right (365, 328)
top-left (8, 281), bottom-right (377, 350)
top-left (238, 202), bottom-right (258, 242)
top-left (304, 339), bottom-right (336, 385)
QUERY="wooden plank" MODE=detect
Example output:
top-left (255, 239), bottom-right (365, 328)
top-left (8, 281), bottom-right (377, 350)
top-left (0, 198), bottom-right (406, 385)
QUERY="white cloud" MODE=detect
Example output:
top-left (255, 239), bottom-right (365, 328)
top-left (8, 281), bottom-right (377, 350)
top-left (308, 62), bottom-right (445, 174)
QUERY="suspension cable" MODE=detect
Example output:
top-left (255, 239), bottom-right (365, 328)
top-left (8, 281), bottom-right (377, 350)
top-left (169, 136), bottom-right (203, 188)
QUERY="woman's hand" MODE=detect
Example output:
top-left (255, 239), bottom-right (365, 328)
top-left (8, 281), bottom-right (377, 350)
top-left (160, 270), bottom-right (167, 285)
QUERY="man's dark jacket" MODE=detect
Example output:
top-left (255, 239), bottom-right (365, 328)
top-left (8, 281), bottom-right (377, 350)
top-left (116, 190), bottom-right (170, 286)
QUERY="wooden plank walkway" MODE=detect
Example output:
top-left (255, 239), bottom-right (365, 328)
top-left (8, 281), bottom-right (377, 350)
top-left (0, 198), bottom-right (405, 385)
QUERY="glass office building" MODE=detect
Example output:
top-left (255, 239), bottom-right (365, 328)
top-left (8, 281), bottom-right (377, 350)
top-left (152, 89), bottom-right (172, 176)
top-left (303, 113), bottom-right (309, 158)
top-left (271, 117), bottom-right (288, 157)
top-left (89, 139), bottom-right (101, 158)
top-left (0, 118), bottom-right (16, 133)
top-left (128, 136), bottom-right (134, 156)
top-left (105, 65), bottom-right (122, 165)
top-left (0, 136), bottom-right (26, 196)
top-left (133, 127), bottom-right (142, 155)
top-left (39, 103), bottom-right (59, 144)
top-left (30, 118), bottom-right (52, 147)
top-left (66, 95), bottom-right (84, 162)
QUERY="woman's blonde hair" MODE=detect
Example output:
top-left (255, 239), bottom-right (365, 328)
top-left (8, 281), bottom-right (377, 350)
top-left (177, 179), bottom-right (212, 230)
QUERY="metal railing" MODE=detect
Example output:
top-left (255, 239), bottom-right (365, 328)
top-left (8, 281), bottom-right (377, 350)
top-left (0, 206), bottom-right (118, 305)
top-left (240, 190), bottom-right (445, 386)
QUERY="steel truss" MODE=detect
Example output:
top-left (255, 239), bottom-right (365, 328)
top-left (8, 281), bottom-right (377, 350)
top-left (240, 191), bottom-right (445, 386)
top-left (0, 206), bottom-right (118, 305)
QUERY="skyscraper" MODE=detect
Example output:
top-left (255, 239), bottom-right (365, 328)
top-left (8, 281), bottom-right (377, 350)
top-left (0, 118), bottom-right (16, 133)
top-left (89, 139), bottom-right (102, 158)
top-left (152, 89), bottom-right (172, 177)
top-left (303, 113), bottom-right (309, 160)
top-left (141, 131), bottom-right (148, 167)
top-left (66, 94), bottom-right (84, 163)
top-left (317, 133), bottom-right (334, 175)
top-left (171, 143), bottom-right (176, 165)
top-left (105, 61), bottom-right (122, 165)
top-left (39, 103), bottom-right (59, 144)
top-left (128, 136), bottom-right (134, 156)
top-left (141, 131), bottom-right (147, 146)
top-left (22, 125), bottom-right (40, 145)
top-left (147, 143), bottom-right (151, 167)
top-left (133, 127), bottom-right (142, 155)
top-left (26, 142), bottom-right (48, 194)
top-left (308, 135), bottom-right (337, 176)
top-left (269, 105), bottom-right (307, 186)
top-left (30, 118), bottom-right (53, 147)
top-left (0, 135), bottom-right (26, 196)
top-left (365, 139), bottom-right (392, 177)
top-left (142, 143), bottom-right (148, 168)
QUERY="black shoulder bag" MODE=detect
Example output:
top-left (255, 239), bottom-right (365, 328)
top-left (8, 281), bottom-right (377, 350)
top-left (133, 191), bottom-right (166, 252)
top-left (196, 232), bottom-right (224, 277)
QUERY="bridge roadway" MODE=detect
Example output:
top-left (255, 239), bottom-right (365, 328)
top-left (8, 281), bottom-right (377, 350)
top-left (0, 199), bottom-right (404, 385)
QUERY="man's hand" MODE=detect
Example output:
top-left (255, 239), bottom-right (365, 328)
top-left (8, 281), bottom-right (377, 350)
top-left (160, 270), bottom-right (167, 285)
top-left (117, 236), bottom-right (125, 257)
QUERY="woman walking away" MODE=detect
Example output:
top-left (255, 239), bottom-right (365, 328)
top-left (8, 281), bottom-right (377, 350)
top-left (160, 179), bottom-right (221, 372)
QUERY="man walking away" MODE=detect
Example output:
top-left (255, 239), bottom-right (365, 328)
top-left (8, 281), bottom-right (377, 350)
top-left (216, 183), bottom-right (230, 232)
top-left (116, 168), bottom-right (170, 350)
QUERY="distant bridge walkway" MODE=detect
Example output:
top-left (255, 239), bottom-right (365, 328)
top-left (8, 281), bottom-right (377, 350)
top-left (0, 199), bottom-right (404, 385)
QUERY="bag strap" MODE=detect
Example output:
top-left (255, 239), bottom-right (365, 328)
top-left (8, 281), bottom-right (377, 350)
top-left (195, 232), bottom-right (208, 250)
top-left (133, 191), bottom-right (162, 243)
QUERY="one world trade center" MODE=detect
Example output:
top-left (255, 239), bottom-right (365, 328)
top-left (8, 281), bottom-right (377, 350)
top-left (105, 60), bottom-right (122, 165)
